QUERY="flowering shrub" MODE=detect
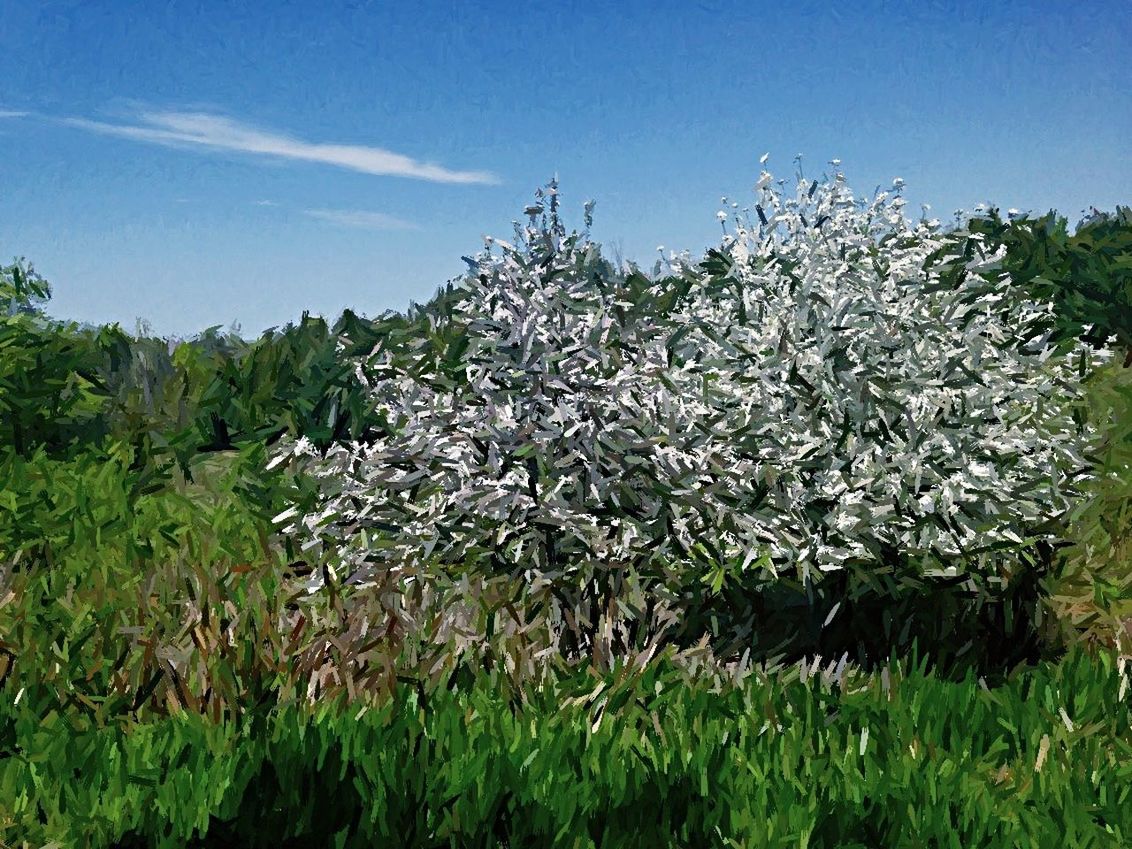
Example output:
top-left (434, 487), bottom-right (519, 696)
top-left (268, 162), bottom-right (1111, 668)
top-left (684, 160), bottom-right (1110, 584)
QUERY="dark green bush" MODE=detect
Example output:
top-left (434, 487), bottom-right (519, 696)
top-left (0, 259), bottom-right (126, 458)
top-left (930, 205), bottom-right (1132, 362)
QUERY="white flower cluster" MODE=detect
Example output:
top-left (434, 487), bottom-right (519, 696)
top-left (680, 161), bottom-right (1109, 588)
top-left (268, 164), bottom-right (1110, 622)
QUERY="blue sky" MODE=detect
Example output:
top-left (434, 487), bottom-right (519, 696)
top-left (1, 0), bottom-right (1128, 339)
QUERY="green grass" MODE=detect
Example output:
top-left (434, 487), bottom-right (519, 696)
top-left (2, 641), bottom-right (1129, 848)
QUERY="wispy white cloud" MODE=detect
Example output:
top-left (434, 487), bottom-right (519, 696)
top-left (303, 207), bottom-right (420, 231)
top-left (0, 110), bottom-right (28, 119)
top-left (253, 199), bottom-right (277, 207)
top-left (60, 109), bottom-right (500, 185)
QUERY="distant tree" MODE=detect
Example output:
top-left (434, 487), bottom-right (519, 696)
top-left (1, 257), bottom-right (51, 317)
top-left (0, 258), bottom-right (123, 457)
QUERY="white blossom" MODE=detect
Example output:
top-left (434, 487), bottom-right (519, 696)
top-left (267, 164), bottom-right (1110, 658)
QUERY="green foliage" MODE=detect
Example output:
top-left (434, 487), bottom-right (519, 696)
top-left (931, 205), bottom-right (1132, 361)
top-left (1042, 358), bottom-right (1132, 655)
top-left (0, 441), bottom-right (294, 730)
top-left (100, 310), bottom-right (407, 481)
top-left (2, 645), bottom-right (1129, 848)
top-left (0, 257), bottom-right (51, 317)
top-left (0, 254), bottom-right (413, 471)
top-left (185, 312), bottom-right (381, 451)
top-left (0, 259), bottom-right (127, 457)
